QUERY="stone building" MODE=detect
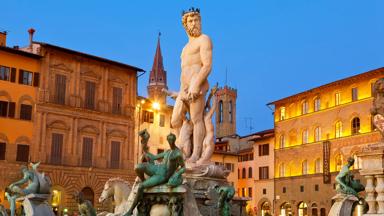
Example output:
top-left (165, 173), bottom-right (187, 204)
top-left (0, 31), bottom-right (144, 214)
top-left (268, 67), bottom-right (384, 216)
top-left (215, 85), bottom-right (237, 138)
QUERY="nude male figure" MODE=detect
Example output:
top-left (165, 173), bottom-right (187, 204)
top-left (171, 8), bottom-right (213, 163)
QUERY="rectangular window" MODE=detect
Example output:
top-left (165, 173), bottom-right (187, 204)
top-left (16, 144), bottom-right (29, 162)
top-left (352, 87), bottom-right (358, 101)
top-left (143, 110), bottom-right (154, 123)
top-left (0, 101), bottom-right (8, 117)
top-left (51, 133), bottom-right (63, 165)
top-left (248, 187), bottom-right (252, 198)
top-left (241, 188), bottom-right (245, 197)
top-left (8, 102), bottom-right (15, 118)
top-left (283, 187), bottom-right (286, 193)
top-left (225, 163), bottom-right (234, 172)
top-left (20, 104), bottom-right (32, 120)
top-left (159, 114), bottom-right (165, 127)
top-left (0, 65), bottom-right (10, 81)
top-left (259, 144), bottom-right (269, 156)
top-left (280, 107), bottom-right (286, 120)
top-left (19, 70), bottom-right (33, 85)
top-left (55, 74), bottom-right (67, 105)
top-left (300, 185), bottom-right (304, 192)
top-left (85, 81), bottom-right (96, 110)
top-left (301, 101), bottom-right (308, 114)
top-left (112, 87), bottom-right (123, 114)
top-left (263, 188), bottom-right (267, 195)
top-left (314, 98), bottom-right (321, 111)
top-left (335, 93), bottom-right (340, 106)
top-left (33, 72), bottom-right (40, 87)
top-left (259, 166), bottom-right (269, 179)
top-left (110, 141), bottom-right (120, 169)
top-left (82, 137), bottom-right (93, 167)
top-left (0, 142), bottom-right (5, 160)
top-left (315, 184), bottom-right (319, 191)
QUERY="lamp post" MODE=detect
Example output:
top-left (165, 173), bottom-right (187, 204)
top-left (136, 99), bottom-right (145, 164)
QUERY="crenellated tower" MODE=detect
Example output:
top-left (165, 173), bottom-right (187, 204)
top-left (215, 85), bottom-right (237, 138)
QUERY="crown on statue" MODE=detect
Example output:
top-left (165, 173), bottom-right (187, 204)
top-left (182, 7), bottom-right (200, 16)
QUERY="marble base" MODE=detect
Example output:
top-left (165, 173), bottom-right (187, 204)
top-left (16, 194), bottom-right (54, 216)
top-left (328, 194), bottom-right (359, 216)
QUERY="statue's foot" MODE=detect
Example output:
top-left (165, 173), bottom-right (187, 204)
top-left (186, 155), bottom-right (199, 163)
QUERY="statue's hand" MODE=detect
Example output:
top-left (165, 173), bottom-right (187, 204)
top-left (187, 85), bottom-right (201, 102)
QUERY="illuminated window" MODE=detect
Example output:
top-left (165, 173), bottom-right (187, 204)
top-left (351, 117), bottom-right (360, 135)
top-left (314, 127), bottom-right (321, 142)
top-left (335, 154), bottom-right (343, 171)
top-left (315, 158), bottom-right (321, 173)
top-left (301, 101), bottom-right (309, 114)
top-left (280, 107), bottom-right (286, 120)
top-left (302, 160), bottom-right (308, 175)
top-left (51, 189), bottom-right (62, 207)
top-left (279, 135), bottom-right (285, 148)
top-left (302, 129), bottom-right (308, 144)
top-left (314, 97), bottom-right (321, 112)
top-left (335, 121), bottom-right (343, 138)
top-left (280, 203), bottom-right (292, 216)
top-left (352, 87), bottom-right (358, 101)
top-left (335, 93), bottom-right (341, 106)
top-left (298, 202), bottom-right (308, 216)
top-left (353, 154), bottom-right (359, 170)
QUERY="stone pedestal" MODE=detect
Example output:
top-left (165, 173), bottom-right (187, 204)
top-left (16, 194), bottom-right (54, 216)
top-left (358, 143), bottom-right (384, 215)
top-left (185, 172), bottom-right (248, 216)
top-left (328, 194), bottom-right (359, 216)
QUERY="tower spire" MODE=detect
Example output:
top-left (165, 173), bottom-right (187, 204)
top-left (147, 33), bottom-right (168, 104)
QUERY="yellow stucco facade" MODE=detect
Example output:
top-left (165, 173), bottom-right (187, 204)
top-left (270, 67), bottom-right (383, 216)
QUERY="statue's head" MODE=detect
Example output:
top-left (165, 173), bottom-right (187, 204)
top-left (182, 7), bottom-right (202, 37)
top-left (167, 133), bottom-right (177, 147)
top-left (347, 157), bottom-right (355, 167)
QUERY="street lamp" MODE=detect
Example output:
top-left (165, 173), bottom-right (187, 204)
top-left (152, 101), bottom-right (160, 111)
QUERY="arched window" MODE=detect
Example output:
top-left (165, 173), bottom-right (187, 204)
top-left (261, 201), bottom-right (271, 216)
top-left (279, 135), bottom-right (285, 148)
top-left (280, 202), bottom-right (292, 216)
top-left (279, 163), bottom-right (285, 177)
top-left (219, 100), bottom-right (223, 123)
top-left (315, 158), bottom-right (321, 173)
top-left (314, 127), bottom-right (321, 142)
top-left (302, 160), bottom-right (308, 175)
top-left (298, 202), bottom-right (308, 216)
top-left (302, 129), bottom-right (309, 144)
top-left (314, 97), bottom-right (321, 112)
top-left (280, 107), bottom-right (286, 120)
top-left (301, 100), bottom-right (309, 114)
top-left (351, 117), bottom-right (360, 135)
top-left (335, 121), bottom-right (343, 138)
top-left (335, 154), bottom-right (343, 171)
top-left (81, 187), bottom-right (95, 205)
top-left (311, 203), bottom-right (318, 216)
top-left (248, 167), bottom-right (252, 178)
top-left (242, 168), bottom-right (246, 178)
top-left (229, 100), bottom-right (233, 123)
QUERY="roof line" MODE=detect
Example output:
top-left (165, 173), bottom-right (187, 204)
top-left (0, 46), bottom-right (42, 59)
top-left (34, 41), bottom-right (145, 72)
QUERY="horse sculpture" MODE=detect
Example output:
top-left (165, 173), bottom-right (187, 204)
top-left (98, 178), bottom-right (131, 216)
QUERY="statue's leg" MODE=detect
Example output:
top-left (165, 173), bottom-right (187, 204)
top-left (171, 96), bottom-right (186, 137)
top-left (188, 94), bottom-right (206, 163)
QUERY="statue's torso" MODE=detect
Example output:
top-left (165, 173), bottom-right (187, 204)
top-left (180, 34), bottom-right (210, 97)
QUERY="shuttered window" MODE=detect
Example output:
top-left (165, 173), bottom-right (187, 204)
top-left (0, 66), bottom-right (10, 81)
top-left (8, 102), bottom-right (15, 118)
top-left (10, 68), bottom-right (16, 82)
top-left (51, 133), bottom-right (63, 165)
top-left (82, 137), bottom-right (93, 167)
top-left (33, 72), bottom-right (40, 87)
top-left (0, 101), bottom-right (8, 117)
top-left (0, 142), bottom-right (5, 160)
top-left (16, 144), bottom-right (29, 162)
top-left (259, 144), bottom-right (269, 156)
top-left (112, 87), bottom-right (122, 114)
top-left (85, 81), bottom-right (96, 110)
top-left (110, 141), bottom-right (120, 169)
top-left (20, 104), bottom-right (32, 120)
top-left (143, 110), bottom-right (154, 123)
top-left (19, 70), bottom-right (33, 85)
top-left (55, 74), bottom-right (66, 105)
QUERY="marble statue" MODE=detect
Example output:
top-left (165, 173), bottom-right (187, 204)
top-left (335, 157), bottom-right (365, 197)
top-left (98, 178), bottom-right (131, 216)
top-left (170, 7), bottom-right (213, 165)
top-left (75, 191), bottom-right (96, 216)
top-left (6, 162), bottom-right (51, 216)
top-left (125, 132), bottom-right (185, 215)
top-left (371, 78), bottom-right (384, 138)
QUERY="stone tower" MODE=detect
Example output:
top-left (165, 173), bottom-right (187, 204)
top-left (215, 85), bottom-right (237, 138)
top-left (147, 34), bottom-right (168, 104)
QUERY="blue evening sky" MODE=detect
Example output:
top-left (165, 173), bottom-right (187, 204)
top-left (1, 1), bottom-right (383, 136)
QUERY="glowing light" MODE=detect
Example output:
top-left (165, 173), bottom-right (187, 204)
top-left (152, 102), bottom-right (160, 110)
top-left (141, 99), bottom-right (145, 104)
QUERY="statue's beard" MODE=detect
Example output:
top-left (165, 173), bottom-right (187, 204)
top-left (186, 26), bottom-right (201, 37)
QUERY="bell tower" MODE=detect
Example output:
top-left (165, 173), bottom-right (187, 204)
top-left (147, 33), bottom-right (168, 104)
top-left (215, 85), bottom-right (237, 138)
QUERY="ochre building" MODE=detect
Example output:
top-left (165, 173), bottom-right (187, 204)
top-left (268, 67), bottom-right (383, 216)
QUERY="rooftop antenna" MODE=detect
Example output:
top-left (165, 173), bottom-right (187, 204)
top-left (225, 67), bottom-right (228, 87)
top-left (244, 117), bottom-right (254, 133)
